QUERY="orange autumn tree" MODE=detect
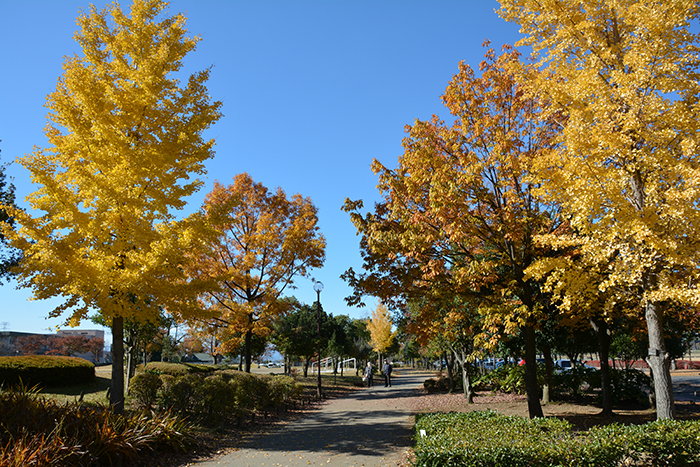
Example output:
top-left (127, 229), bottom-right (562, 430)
top-left (191, 173), bottom-right (326, 372)
top-left (2, 0), bottom-right (221, 413)
top-left (361, 44), bottom-right (560, 418)
top-left (499, 0), bottom-right (700, 420)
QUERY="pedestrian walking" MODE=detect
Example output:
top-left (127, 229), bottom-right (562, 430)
top-left (383, 360), bottom-right (393, 387)
top-left (364, 361), bottom-right (374, 387)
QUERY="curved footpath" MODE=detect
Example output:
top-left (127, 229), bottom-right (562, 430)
top-left (194, 370), bottom-right (430, 467)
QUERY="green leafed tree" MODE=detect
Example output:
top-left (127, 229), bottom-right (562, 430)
top-left (0, 143), bottom-right (20, 283)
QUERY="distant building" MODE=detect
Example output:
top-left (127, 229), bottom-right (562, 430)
top-left (0, 331), bottom-right (52, 357)
top-left (56, 329), bottom-right (105, 340)
top-left (0, 329), bottom-right (105, 364)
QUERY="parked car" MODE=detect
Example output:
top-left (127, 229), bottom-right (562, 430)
top-left (554, 359), bottom-right (596, 371)
top-left (483, 358), bottom-right (505, 370)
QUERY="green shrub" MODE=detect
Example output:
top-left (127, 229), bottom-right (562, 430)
top-left (0, 356), bottom-right (94, 388)
top-left (551, 364), bottom-right (597, 398)
top-left (129, 371), bottom-right (162, 410)
top-left (195, 374), bottom-right (238, 425)
top-left (159, 373), bottom-right (202, 415)
top-left (413, 411), bottom-right (700, 467)
top-left (144, 362), bottom-right (216, 377)
top-left (155, 369), bottom-right (305, 427)
top-left (423, 376), bottom-right (459, 393)
top-left (608, 368), bottom-right (651, 406)
top-left (414, 411), bottom-right (573, 467)
top-left (473, 364), bottom-right (537, 394)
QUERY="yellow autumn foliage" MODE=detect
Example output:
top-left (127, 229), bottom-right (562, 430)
top-left (2, 0), bottom-right (222, 326)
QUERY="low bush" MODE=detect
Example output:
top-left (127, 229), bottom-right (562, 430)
top-left (551, 364), bottom-right (598, 398)
top-left (129, 371), bottom-right (162, 410)
top-left (144, 361), bottom-right (216, 377)
top-left (144, 369), bottom-right (304, 427)
top-left (0, 383), bottom-right (193, 466)
top-left (413, 411), bottom-right (700, 467)
top-left (473, 364), bottom-right (538, 394)
top-left (0, 355), bottom-right (94, 388)
top-left (607, 367), bottom-right (651, 406)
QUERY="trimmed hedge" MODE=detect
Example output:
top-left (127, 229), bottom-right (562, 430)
top-left (143, 362), bottom-right (218, 377)
top-left (129, 368), bottom-right (304, 427)
top-left (0, 356), bottom-right (94, 388)
top-left (413, 411), bottom-right (700, 467)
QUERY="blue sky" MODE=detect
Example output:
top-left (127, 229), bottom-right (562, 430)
top-left (0, 0), bottom-right (523, 344)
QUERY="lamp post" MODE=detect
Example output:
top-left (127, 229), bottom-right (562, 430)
top-left (313, 281), bottom-right (324, 399)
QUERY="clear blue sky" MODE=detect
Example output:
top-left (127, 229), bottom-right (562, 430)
top-left (0, 0), bottom-right (523, 344)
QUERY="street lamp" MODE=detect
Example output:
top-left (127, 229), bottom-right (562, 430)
top-left (313, 281), bottom-right (324, 399)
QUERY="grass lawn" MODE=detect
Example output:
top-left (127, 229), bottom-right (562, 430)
top-left (38, 364), bottom-right (112, 405)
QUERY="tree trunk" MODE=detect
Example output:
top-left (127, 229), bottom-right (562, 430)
top-left (523, 324), bottom-right (544, 418)
top-left (444, 351), bottom-right (455, 393)
top-left (542, 343), bottom-right (553, 404)
top-left (110, 316), bottom-right (125, 414)
top-left (303, 357), bottom-right (310, 378)
top-left (591, 318), bottom-right (613, 416)
top-left (244, 329), bottom-right (252, 373)
top-left (453, 347), bottom-right (474, 403)
top-left (125, 349), bottom-right (132, 395)
top-left (645, 298), bottom-right (675, 420)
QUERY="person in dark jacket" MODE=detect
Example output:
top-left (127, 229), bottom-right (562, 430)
top-left (364, 361), bottom-right (374, 387)
top-left (383, 361), bottom-right (392, 387)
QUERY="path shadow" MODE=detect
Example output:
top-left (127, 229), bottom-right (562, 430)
top-left (239, 372), bottom-right (428, 459)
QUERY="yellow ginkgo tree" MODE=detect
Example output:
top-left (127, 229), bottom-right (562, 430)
top-left (367, 302), bottom-right (395, 368)
top-left (499, 0), bottom-right (700, 419)
top-left (2, 0), bottom-right (221, 412)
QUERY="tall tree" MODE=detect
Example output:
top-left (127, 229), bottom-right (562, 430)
top-left (2, 0), bottom-right (221, 413)
top-left (191, 173), bottom-right (326, 372)
top-left (0, 143), bottom-right (20, 282)
top-left (499, 0), bottom-right (700, 419)
top-left (367, 302), bottom-right (395, 366)
top-left (359, 45), bottom-right (560, 417)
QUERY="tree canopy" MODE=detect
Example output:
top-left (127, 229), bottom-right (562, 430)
top-left (189, 173), bottom-right (326, 372)
top-left (2, 0), bottom-right (221, 412)
top-left (500, 0), bottom-right (700, 420)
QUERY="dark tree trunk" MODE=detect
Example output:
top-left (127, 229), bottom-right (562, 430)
top-left (591, 318), bottom-right (613, 416)
top-left (303, 357), bottom-right (310, 378)
top-left (244, 329), bottom-right (252, 373)
top-left (110, 316), bottom-right (125, 414)
top-left (444, 351), bottom-right (455, 393)
top-left (524, 324), bottom-right (544, 418)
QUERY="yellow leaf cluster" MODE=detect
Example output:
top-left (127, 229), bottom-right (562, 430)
top-left (2, 0), bottom-right (222, 326)
top-left (500, 0), bottom-right (700, 307)
top-left (367, 303), bottom-right (395, 354)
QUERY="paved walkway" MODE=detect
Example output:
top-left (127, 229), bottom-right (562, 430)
top-left (195, 371), bottom-right (429, 467)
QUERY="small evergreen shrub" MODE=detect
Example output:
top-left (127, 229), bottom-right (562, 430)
top-left (608, 368), bottom-right (651, 406)
top-left (155, 369), bottom-right (304, 427)
top-left (0, 355), bottom-right (94, 388)
top-left (129, 371), bottom-right (162, 409)
top-left (144, 362), bottom-right (216, 377)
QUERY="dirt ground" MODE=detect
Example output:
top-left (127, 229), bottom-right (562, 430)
top-left (407, 369), bottom-right (700, 432)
